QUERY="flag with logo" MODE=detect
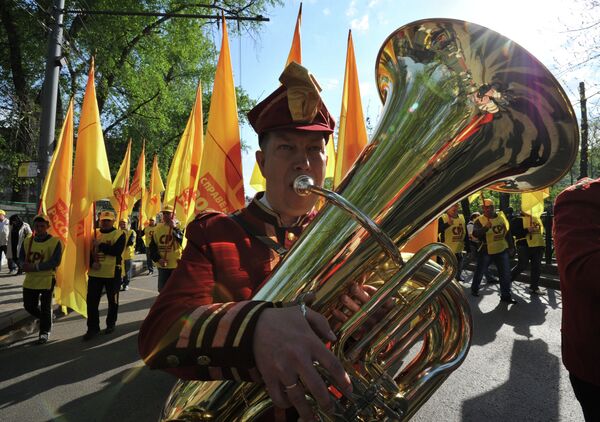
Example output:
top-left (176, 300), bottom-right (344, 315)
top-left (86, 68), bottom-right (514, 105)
top-left (185, 84), bottom-right (204, 225)
top-left (334, 30), bottom-right (368, 188)
top-left (40, 98), bottom-right (74, 312)
top-left (195, 16), bottom-right (244, 213)
top-left (61, 58), bottom-right (114, 317)
top-left (110, 139), bottom-right (132, 222)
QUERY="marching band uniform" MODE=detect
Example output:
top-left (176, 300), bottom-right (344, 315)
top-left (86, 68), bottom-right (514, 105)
top-left (139, 62), bottom-right (336, 389)
top-left (139, 195), bottom-right (314, 381)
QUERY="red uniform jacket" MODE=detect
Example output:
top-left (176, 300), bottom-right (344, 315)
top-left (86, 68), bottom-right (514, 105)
top-left (138, 194), bottom-right (314, 382)
top-left (553, 177), bottom-right (600, 386)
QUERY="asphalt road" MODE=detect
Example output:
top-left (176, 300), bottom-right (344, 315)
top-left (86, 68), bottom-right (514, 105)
top-left (0, 271), bottom-right (585, 421)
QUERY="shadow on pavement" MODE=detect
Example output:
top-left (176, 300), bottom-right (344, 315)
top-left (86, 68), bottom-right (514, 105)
top-left (462, 339), bottom-right (561, 421)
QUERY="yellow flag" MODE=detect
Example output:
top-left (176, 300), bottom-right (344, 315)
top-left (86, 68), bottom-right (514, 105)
top-left (164, 84), bottom-right (202, 225)
top-left (147, 155), bottom-right (165, 220)
top-left (196, 16), bottom-right (244, 213)
top-left (62, 58), bottom-right (113, 317)
top-left (468, 191), bottom-right (480, 204)
top-left (334, 30), bottom-right (367, 188)
top-left (40, 99), bottom-right (74, 313)
top-left (250, 4), bottom-right (303, 193)
top-left (110, 139), bottom-right (132, 222)
top-left (129, 140), bottom-right (147, 227)
top-left (521, 188), bottom-right (549, 217)
top-left (186, 83), bottom-right (204, 225)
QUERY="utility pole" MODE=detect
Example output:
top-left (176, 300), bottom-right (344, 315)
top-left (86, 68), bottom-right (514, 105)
top-left (579, 81), bottom-right (589, 179)
top-left (37, 0), bottom-right (65, 201)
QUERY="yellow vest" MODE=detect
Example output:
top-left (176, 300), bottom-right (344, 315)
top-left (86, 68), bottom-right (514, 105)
top-left (152, 223), bottom-right (182, 269)
top-left (521, 215), bottom-right (545, 248)
top-left (143, 225), bottom-right (156, 247)
top-left (89, 229), bottom-right (124, 278)
top-left (440, 213), bottom-right (465, 253)
top-left (123, 229), bottom-right (136, 260)
top-left (477, 212), bottom-right (509, 255)
top-left (22, 235), bottom-right (60, 290)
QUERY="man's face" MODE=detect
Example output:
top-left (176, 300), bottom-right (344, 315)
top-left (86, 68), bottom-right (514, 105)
top-left (149, 219), bottom-right (155, 226)
top-left (119, 221), bottom-right (126, 230)
top-left (100, 219), bottom-right (114, 230)
top-left (256, 130), bottom-right (327, 219)
top-left (483, 204), bottom-right (495, 218)
top-left (0, 214), bottom-right (5, 222)
top-left (33, 221), bottom-right (48, 235)
top-left (162, 212), bottom-right (173, 223)
top-left (448, 204), bottom-right (459, 217)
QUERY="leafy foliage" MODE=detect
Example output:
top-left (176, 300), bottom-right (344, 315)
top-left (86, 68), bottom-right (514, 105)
top-left (0, 0), bottom-right (282, 200)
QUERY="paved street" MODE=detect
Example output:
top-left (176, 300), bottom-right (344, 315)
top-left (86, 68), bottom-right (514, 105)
top-left (0, 264), bottom-right (584, 421)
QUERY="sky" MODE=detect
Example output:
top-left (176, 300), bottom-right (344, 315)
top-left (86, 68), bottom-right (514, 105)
top-left (209, 0), bottom-right (594, 196)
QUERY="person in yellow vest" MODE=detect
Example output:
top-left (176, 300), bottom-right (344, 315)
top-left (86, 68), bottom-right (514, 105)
top-left (149, 205), bottom-right (183, 291)
top-left (510, 210), bottom-right (546, 295)
top-left (19, 214), bottom-right (62, 344)
top-left (119, 219), bottom-right (136, 291)
top-left (471, 199), bottom-right (516, 303)
top-left (437, 203), bottom-right (468, 281)
top-left (143, 217), bottom-right (156, 275)
top-left (84, 210), bottom-right (126, 341)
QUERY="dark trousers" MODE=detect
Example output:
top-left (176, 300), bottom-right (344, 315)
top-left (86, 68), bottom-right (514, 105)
top-left (146, 251), bottom-right (154, 272)
top-left (511, 245), bottom-right (543, 290)
top-left (87, 275), bottom-right (120, 332)
top-left (472, 249), bottom-right (512, 298)
top-left (23, 280), bottom-right (55, 335)
top-left (570, 372), bottom-right (600, 422)
top-left (121, 259), bottom-right (132, 288)
top-left (157, 268), bottom-right (173, 292)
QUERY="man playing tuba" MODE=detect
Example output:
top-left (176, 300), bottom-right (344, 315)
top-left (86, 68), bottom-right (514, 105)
top-left (139, 62), bottom-right (357, 421)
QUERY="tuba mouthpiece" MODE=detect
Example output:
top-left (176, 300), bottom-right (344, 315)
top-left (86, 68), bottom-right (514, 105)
top-left (293, 175), bottom-right (314, 196)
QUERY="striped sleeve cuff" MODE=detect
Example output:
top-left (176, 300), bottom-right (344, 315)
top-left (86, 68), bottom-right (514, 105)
top-left (149, 301), bottom-right (274, 382)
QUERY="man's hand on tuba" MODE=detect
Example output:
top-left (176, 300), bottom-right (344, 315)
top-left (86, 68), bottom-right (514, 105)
top-left (253, 305), bottom-right (353, 422)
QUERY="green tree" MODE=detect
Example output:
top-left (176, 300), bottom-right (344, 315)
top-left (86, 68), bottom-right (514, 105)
top-left (0, 0), bottom-right (281, 201)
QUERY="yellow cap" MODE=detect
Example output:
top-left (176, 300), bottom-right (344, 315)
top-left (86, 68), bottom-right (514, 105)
top-left (99, 210), bottom-right (116, 221)
top-left (0, 209), bottom-right (5, 215)
top-left (162, 205), bottom-right (174, 213)
top-left (33, 214), bottom-right (50, 223)
top-left (482, 199), bottom-right (494, 206)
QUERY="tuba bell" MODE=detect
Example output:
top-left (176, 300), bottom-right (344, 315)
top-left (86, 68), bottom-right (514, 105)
top-left (161, 18), bottom-right (578, 421)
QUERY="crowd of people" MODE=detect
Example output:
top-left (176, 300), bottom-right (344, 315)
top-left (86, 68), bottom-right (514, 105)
top-left (437, 197), bottom-right (548, 305)
top-left (2, 61), bottom-right (597, 421)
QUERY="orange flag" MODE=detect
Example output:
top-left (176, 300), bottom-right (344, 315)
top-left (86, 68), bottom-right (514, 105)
top-left (146, 155), bottom-right (165, 220)
top-left (40, 98), bottom-right (74, 312)
top-left (334, 30), bottom-right (368, 188)
top-left (62, 58), bottom-right (113, 317)
top-left (249, 4), bottom-right (303, 192)
top-left (196, 16), bottom-right (244, 213)
top-left (110, 139), bottom-right (132, 222)
top-left (129, 140), bottom-right (147, 227)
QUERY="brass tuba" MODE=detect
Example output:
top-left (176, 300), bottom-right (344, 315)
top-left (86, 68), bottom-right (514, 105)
top-left (162, 19), bottom-right (578, 421)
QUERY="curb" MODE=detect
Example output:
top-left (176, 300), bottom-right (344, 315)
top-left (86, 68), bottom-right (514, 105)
top-left (0, 260), bottom-right (148, 335)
